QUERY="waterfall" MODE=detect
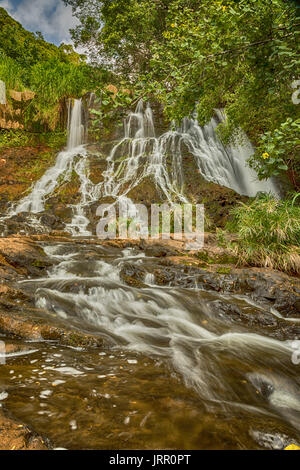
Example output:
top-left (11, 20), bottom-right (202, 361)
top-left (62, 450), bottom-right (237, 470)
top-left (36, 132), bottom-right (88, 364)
top-left (0, 80), bottom-right (6, 105)
top-left (88, 100), bottom-right (187, 205)
top-left (66, 101), bottom-right (277, 235)
top-left (67, 98), bottom-right (85, 150)
top-left (9, 99), bottom-right (277, 234)
top-left (12, 99), bottom-right (86, 215)
top-left (86, 101), bottom-right (277, 205)
top-left (174, 110), bottom-right (278, 197)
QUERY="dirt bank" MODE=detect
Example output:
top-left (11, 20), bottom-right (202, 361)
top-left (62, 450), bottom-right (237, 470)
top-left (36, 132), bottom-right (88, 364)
top-left (0, 145), bottom-right (58, 212)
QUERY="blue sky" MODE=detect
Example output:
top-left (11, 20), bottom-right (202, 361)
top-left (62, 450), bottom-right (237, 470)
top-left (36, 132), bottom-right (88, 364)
top-left (0, 0), bottom-right (78, 45)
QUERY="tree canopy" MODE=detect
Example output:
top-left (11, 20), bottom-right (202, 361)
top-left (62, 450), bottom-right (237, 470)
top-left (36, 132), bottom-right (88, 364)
top-left (65, 0), bottom-right (300, 187)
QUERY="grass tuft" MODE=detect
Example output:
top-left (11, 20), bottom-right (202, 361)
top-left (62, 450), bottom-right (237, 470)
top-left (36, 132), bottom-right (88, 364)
top-left (226, 193), bottom-right (300, 275)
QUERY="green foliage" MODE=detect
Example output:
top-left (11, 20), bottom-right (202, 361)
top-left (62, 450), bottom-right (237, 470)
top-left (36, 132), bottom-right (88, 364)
top-left (66, 0), bottom-right (170, 73)
top-left (14, 151), bottom-right (57, 183)
top-left (26, 60), bottom-right (100, 130)
top-left (0, 7), bottom-right (110, 131)
top-left (0, 7), bottom-right (85, 69)
top-left (65, 0), bottom-right (300, 186)
top-left (0, 55), bottom-right (25, 90)
top-left (90, 86), bottom-right (133, 132)
top-left (216, 266), bottom-right (232, 274)
top-left (0, 129), bottom-right (30, 147)
top-left (37, 132), bottom-right (67, 149)
top-left (0, 129), bottom-right (67, 150)
top-left (148, 0), bottom-right (299, 129)
top-left (248, 118), bottom-right (300, 188)
top-left (226, 193), bottom-right (300, 274)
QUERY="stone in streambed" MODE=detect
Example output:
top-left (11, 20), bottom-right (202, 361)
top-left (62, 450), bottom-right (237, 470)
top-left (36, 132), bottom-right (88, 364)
top-left (0, 236), bottom-right (51, 276)
top-left (0, 309), bottom-right (104, 348)
top-left (0, 410), bottom-right (48, 450)
top-left (144, 245), bottom-right (177, 258)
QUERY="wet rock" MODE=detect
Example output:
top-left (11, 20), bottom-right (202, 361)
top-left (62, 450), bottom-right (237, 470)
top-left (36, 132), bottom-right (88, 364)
top-left (0, 410), bottom-right (48, 450)
top-left (0, 213), bottom-right (54, 237)
top-left (120, 273), bottom-right (147, 288)
top-left (0, 215), bottom-right (28, 236)
top-left (120, 263), bottom-right (147, 286)
top-left (274, 290), bottom-right (300, 317)
top-left (119, 252), bottom-right (300, 318)
top-left (0, 263), bottom-right (19, 281)
top-left (39, 213), bottom-right (60, 228)
top-left (0, 309), bottom-right (104, 348)
top-left (152, 267), bottom-right (176, 285)
top-left (144, 244), bottom-right (177, 258)
top-left (0, 237), bottom-right (51, 276)
top-left (127, 176), bottom-right (163, 207)
top-left (211, 299), bottom-right (278, 328)
top-left (49, 230), bottom-right (71, 238)
top-left (119, 258), bottom-right (300, 339)
top-left (50, 203), bottom-right (73, 223)
top-left (30, 232), bottom-right (71, 242)
top-left (0, 285), bottom-right (30, 306)
top-left (250, 429), bottom-right (299, 451)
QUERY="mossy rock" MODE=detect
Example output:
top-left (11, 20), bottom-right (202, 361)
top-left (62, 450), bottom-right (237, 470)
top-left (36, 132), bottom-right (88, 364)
top-left (195, 251), bottom-right (237, 265)
top-left (216, 266), bottom-right (232, 274)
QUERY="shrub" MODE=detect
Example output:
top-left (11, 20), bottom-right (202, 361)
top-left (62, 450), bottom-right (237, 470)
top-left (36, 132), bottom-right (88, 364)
top-left (248, 118), bottom-right (300, 189)
top-left (0, 129), bottom-right (30, 147)
top-left (226, 193), bottom-right (300, 274)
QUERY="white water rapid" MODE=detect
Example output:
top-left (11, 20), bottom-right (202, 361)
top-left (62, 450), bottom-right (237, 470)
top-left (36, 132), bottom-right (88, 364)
top-left (18, 242), bottom-right (300, 438)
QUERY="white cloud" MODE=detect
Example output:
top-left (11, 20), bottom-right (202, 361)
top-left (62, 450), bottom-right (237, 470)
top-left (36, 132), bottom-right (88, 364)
top-left (0, 0), bottom-right (12, 11)
top-left (0, 0), bottom-right (78, 45)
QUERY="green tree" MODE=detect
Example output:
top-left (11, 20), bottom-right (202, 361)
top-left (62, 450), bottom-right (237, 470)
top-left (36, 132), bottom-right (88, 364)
top-left (65, 0), bottom-right (172, 73)
top-left (65, 0), bottom-right (300, 186)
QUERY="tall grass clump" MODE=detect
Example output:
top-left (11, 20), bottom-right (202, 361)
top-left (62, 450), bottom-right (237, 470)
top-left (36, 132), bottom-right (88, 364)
top-left (0, 54), bottom-right (25, 90)
top-left (26, 60), bottom-right (89, 130)
top-left (226, 193), bottom-right (300, 275)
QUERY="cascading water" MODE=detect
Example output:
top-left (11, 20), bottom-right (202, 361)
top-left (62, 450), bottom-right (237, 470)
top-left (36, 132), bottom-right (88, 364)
top-left (88, 102), bottom-right (278, 205)
top-left (176, 110), bottom-right (278, 197)
top-left (67, 98), bottom-right (85, 150)
top-left (15, 242), bottom-right (300, 447)
top-left (86, 100), bottom-right (188, 209)
top-left (10, 100), bottom-right (278, 236)
top-left (11, 98), bottom-right (87, 215)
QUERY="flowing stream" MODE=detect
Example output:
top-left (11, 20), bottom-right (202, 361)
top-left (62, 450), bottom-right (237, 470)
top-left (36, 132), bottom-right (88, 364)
top-left (1, 99), bottom-right (298, 450)
top-left (0, 242), bottom-right (299, 449)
